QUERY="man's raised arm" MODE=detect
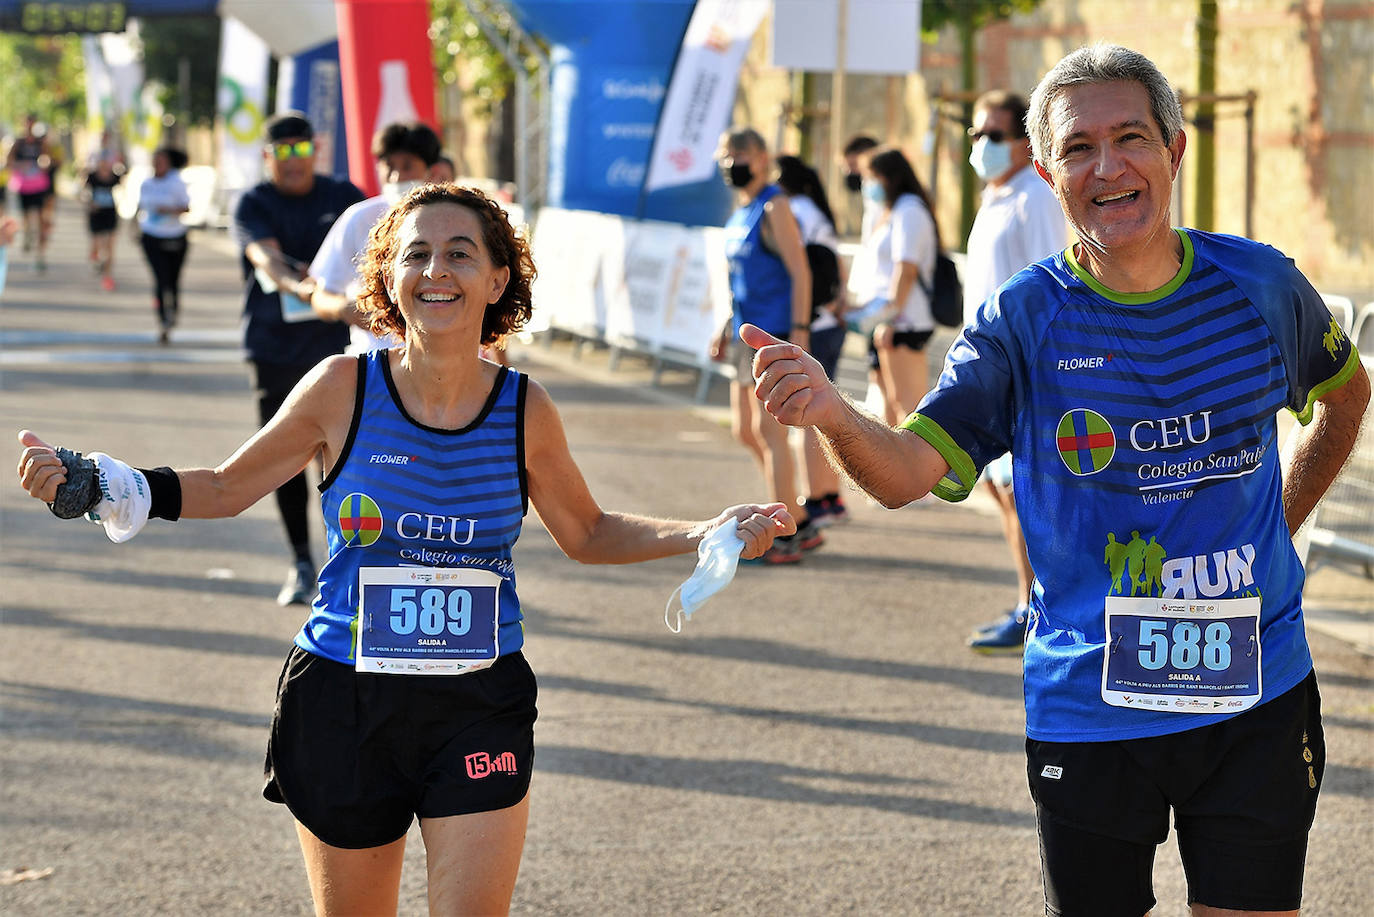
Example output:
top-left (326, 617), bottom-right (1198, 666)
top-left (740, 323), bottom-right (949, 508)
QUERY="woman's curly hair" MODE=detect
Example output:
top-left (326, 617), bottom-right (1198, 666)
top-left (354, 183), bottom-right (536, 346)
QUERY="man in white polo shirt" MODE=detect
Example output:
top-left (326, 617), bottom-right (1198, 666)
top-left (962, 89), bottom-right (1068, 653)
top-left (308, 121), bottom-right (446, 352)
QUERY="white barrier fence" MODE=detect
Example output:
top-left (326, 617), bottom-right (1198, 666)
top-left (528, 207), bottom-right (736, 399)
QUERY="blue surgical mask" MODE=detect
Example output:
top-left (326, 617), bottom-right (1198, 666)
top-left (969, 137), bottom-right (1013, 181)
top-left (861, 179), bottom-right (885, 205)
top-left (665, 521), bottom-right (746, 633)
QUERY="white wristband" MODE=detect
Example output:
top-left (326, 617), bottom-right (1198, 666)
top-left (86, 453), bottom-right (151, 543)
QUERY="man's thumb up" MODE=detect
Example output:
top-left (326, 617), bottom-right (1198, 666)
top-left (738, 322), bottom-right (787, 351)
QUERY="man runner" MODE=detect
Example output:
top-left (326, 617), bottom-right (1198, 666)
top-left (745, 43), bottom-right (1368, 917)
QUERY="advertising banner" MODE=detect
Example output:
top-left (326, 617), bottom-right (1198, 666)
top-left (512, 0), bottom-right (732, 226)
top-left (334, 0), bottom-right (438, 197)
top-left (529, 208), bottom-right (731, 360)
top-left (771, 0), bottom-right (921, 74)
top-left (80, 36), bottom-right (114, 135)
top-left (100, 26), bottom-right (160, 168)
top-left (642, 0), bottom-right (769, 194)
top-left (277, 40), bottom-right (350, 180)
top-left (216, 16), bottom-right (270, 193)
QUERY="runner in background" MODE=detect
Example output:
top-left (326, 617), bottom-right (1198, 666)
top-left (83, 145), bottom-right (124, 292)
top-left (134, 147), bottom-right (191, 343)
top-left (234, 111), bottom-right (365, 606)
top-left (308, 121), bottom-right (447, 354)
top-left (5, 115), bottom-right (58, 271)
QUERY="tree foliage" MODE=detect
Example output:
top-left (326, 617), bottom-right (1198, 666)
top-left (429, 0), bottom-right (542, 114)
top-left (139, 16), bottom-right (221, 127)
top-left (0, 33), bottom-right (84, 136)
top-left (922, 0), bottom-right (1044, 35)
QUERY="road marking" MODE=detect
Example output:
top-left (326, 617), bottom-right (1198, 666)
top-left (1, 328), bottom-right (245, 365)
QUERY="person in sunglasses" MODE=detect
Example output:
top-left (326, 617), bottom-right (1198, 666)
top-left (233, 111), bottom-right (366, 606)
top-left (961, 90), bottom-right (1068, 654)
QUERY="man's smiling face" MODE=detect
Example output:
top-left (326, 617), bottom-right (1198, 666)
top-left (1035, 80), bottom-right (1185, 257)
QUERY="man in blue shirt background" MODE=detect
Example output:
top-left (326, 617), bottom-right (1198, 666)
top-left (233, 112), bottom-right (365, 605)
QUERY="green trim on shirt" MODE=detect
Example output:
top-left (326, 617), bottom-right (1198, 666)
top-left (1291, 345), bottom-right (1363, 425)
top-left (1065, 228), bottom-right (1194, 304)
top-left (899, 413), bottom-right (978, 503)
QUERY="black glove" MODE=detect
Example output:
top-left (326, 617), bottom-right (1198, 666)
top-left (49, 447), bottom-right (101, 519)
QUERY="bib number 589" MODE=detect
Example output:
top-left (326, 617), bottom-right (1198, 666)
top-left (1137, 619), bottom-right (1232, 671)
top-left (389, 587), bottom-right (472, 636)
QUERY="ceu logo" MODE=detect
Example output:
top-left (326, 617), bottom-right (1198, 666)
top-left (1056, 408), bottom-right (1116, 475)
top-left (338, 492), bottom-right (383, 547)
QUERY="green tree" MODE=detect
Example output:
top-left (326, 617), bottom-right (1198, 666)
top-left (429, 0), bottom-right (530, 114)
top-left (0, 33), bottom-right (85, 137)
top-left (139, 16), bottom-right (222, 128)
top-left (923, 0), bottom-right (1044, 248)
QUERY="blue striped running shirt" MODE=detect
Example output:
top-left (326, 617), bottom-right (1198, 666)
top-left (299, 351), bottom-right (528, 666)
top-left (905, 229), bottom-right (1360, 742)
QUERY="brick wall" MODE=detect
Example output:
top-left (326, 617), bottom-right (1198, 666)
top-left (734, 0), bottom-right (1373, 299)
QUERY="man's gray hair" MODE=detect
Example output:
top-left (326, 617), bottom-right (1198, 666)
top-left (1027, 44), bottom-right (1183, 163)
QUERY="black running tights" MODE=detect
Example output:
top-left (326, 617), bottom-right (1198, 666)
top-left (253, 361), bottom-right (317, 562)
top-left (140, 232), bottom-right (189, 329)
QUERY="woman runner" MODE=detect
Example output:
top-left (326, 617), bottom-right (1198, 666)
top-left (17, 183), bottom-right (793, 915)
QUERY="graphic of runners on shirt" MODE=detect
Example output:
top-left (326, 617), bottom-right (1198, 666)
top-left (1104, 530), bottom-right (1258, 601)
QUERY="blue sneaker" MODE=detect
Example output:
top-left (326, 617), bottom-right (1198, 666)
top-left (806, 495), bottom-right (850, 528)
top-left (974, 604), bottom-right (1029, 636)
top-left (969, 607), bottom-right (1028, 654)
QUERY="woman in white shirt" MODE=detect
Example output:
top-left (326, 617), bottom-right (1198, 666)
top-left (135, 147), bottom-right (191, 344)
top-left (856, 147), bottom-right (938, 425)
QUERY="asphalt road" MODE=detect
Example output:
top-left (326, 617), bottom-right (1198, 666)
top-left (1, 201), bottom-right (1370, 915)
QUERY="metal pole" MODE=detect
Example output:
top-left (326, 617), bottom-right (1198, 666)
top-left (828, 0), bottom-right (848, 217)
top-left (178, 57), bottom-right (191, 146)
top-left (928, 87), bottom-right (945, 203)
top-left (515, 65), bottom-right (529, 210)
top-left (1244, 90), bottom-right (1255, 239)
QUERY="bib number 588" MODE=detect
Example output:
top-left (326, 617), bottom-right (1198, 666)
top-left (1137, 619), bottom-right (1232, 671)
top-left (389, 587), bottom-right (472, 636)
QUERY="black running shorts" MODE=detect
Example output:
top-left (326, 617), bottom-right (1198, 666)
top-left (88, 209), bottom-right (117, 235)
top-left (264, 645), bottom-right (538, 849)
top-left (866, 329), bottom-right (934, 369)
top-left (1026, 669), bottom-right (1324, 917)
top-left (19, 190), bottom-right (47, 212)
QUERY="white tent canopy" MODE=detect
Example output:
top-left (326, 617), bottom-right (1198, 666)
top-left (216, 0), bottom-right (338, 57)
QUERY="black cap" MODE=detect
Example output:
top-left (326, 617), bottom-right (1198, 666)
top-left (264, 111), bottom-right (313, 143)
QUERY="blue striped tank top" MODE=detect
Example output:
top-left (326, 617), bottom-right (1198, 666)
top-left (723, 183), bottom-right (793, 337)
top-left (298, 350), bottom-right (528, 666)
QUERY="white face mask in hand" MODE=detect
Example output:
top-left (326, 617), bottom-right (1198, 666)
top-left (665, 521), bottom-right (747, 633)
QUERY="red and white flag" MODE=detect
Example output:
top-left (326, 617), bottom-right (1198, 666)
top-left (643, 0), bottom-right (769, 193)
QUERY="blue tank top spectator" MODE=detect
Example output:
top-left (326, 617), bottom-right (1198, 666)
top-left (709, 126), bottom-right (823, 565)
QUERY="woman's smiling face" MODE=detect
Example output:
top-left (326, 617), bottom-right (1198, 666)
top-left (387, 202), bottom-right (510, 339)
